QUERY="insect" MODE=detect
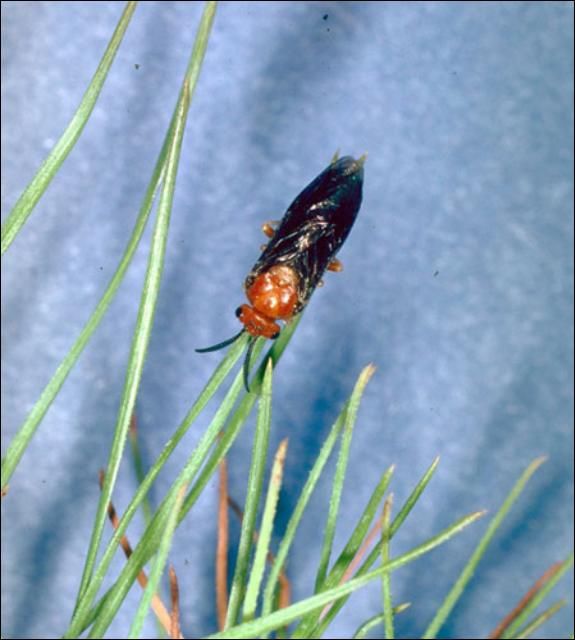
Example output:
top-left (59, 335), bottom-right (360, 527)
top-left (196, 154), bottom-right (365, 390)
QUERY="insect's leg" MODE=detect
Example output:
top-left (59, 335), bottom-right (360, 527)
top-left (261, 220), bottom-right (280, 238)
top-left (327, 258), bottom-right (343, 272)
top-left (319, 259), bottom-right (343, 283)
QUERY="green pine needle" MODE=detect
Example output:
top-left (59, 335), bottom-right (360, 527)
top-left (210, 509), bottom-right (485, 640)
top-left (381, 494), bottom-right (394, 639)
top-left (499, 554), bottom-right (574, 640)
top-left (260, 388), bottom-right (356, 625)
top-left (314, 364), bottom-right (376, 590)
top-left (226, 359), bottom-right (275, 627)
top-left (243, 431), bottom-right (288, 621)
top-left (1, 2), bottom-right (138, 255)
top-left (126, 484), bottom-right (187, 639)
top-left (352, 604), bottom-right (411, 639)
top-left (514, 599), bottom-right (567, 639)
top-left (304, 456), bottom-right (440, 638)
top-left (82, 67), bottom-right (193, 639)
top-left (422, 457), bottom-right (548, 639)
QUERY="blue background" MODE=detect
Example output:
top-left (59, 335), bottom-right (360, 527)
top-left (2, 2), bottom-right (573, 638)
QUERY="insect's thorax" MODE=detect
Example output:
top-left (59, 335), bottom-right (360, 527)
top-left (236, 264), bottom-right (300, 339)
top-left (245, 265), bottom-right (300, 320)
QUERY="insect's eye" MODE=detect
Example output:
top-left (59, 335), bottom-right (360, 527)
top-left (235, 306), bottom-right (243, 318)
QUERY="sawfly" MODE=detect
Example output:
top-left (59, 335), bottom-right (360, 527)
top-left (197, 154), bottom-right (365, 390)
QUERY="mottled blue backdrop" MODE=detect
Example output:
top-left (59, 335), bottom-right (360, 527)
top-left (2, 2), bottom-right (573, 638)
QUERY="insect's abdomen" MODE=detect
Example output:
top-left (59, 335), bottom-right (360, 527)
top-left (248, 156), bottom-right (364, 309)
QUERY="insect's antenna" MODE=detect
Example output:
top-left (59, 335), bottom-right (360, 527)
top-left (195, 328), bottom-right (245, 353)
top-left (243, 335), bottom-right (257, 392)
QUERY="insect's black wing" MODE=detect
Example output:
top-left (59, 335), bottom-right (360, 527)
top-left (247, 156), bottom-right (364, 310)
